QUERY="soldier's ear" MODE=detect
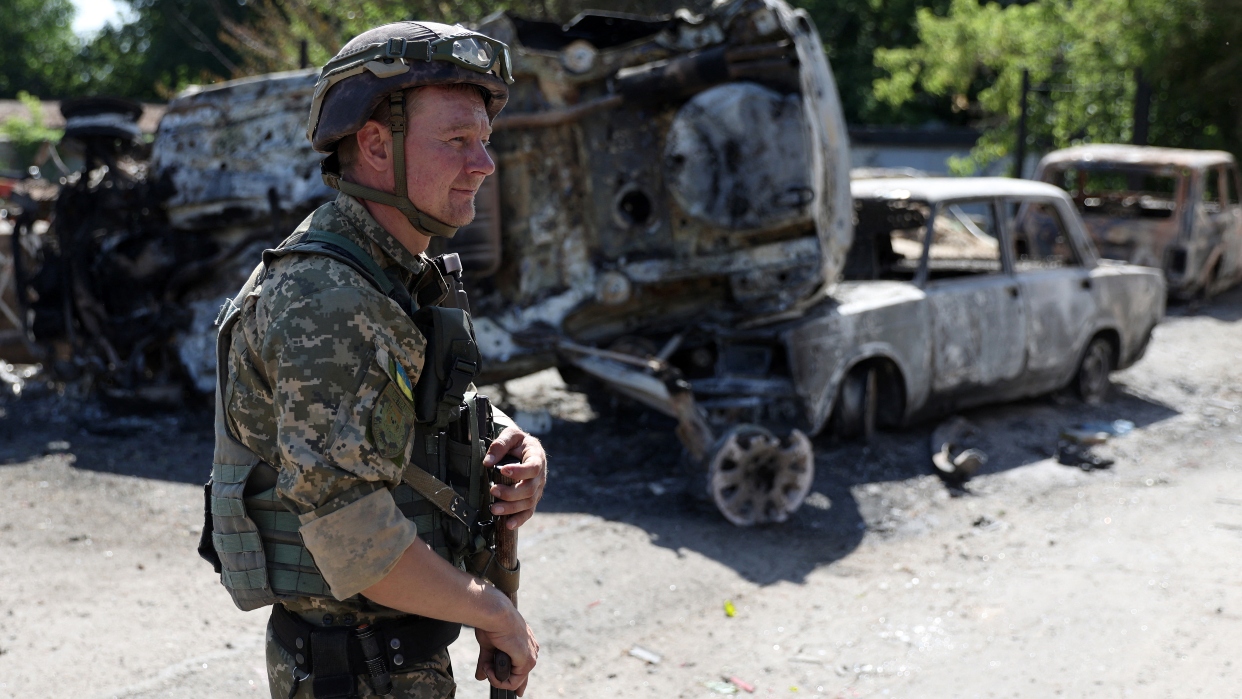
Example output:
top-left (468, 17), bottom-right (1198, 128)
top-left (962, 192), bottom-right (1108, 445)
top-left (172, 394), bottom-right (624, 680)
top-left (353, 120), bottom-right (393, 176)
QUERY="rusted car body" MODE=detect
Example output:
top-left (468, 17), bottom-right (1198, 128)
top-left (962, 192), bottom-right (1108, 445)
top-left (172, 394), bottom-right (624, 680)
top-left (1036, 145), bottom-right (1242, 299)
top-left (454, 0), bottom-right (854, 525)
top-left (814, 178), bottom-right (1165, 439)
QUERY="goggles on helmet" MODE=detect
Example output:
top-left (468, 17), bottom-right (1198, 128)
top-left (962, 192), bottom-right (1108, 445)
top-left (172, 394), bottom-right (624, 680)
top-left (307, 31), bottom-right (513, 142)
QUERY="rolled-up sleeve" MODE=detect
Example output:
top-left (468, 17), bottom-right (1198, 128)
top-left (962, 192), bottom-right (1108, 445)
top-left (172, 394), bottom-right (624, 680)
top-left (298, 488), bottom-right (419, 599)
top-left (255, 274), bottom-right (428, 600)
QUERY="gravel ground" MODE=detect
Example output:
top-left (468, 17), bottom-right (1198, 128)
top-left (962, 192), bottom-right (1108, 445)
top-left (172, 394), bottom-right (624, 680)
top-left (1, 288), bottom-right (1240, 699)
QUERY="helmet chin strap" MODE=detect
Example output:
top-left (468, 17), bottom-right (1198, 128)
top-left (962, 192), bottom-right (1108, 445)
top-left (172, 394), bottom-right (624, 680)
top-left (321, 92), bottom-right (460, 238)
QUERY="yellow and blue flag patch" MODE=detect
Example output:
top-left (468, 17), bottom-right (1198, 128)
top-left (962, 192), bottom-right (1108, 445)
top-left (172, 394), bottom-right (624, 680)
top-left (389, 356), bottom-right (415, 402)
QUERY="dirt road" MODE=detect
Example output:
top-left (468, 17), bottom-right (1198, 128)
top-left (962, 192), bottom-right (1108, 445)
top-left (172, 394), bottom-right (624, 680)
top-left (1, 289), bottom-right (1240, 699)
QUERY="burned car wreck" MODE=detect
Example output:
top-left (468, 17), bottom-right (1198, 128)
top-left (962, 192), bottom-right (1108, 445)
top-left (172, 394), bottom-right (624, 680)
top-left (836, 177), bottom-right (1164, 429)
top-left (464, 0), bottom-right (854, 525)
top-left (8, 0), bottom-right (853, 526)
top-left (4, 0), bottom-right (1166, 527)
top-left (1036, 145), bottom-right (1242, 300)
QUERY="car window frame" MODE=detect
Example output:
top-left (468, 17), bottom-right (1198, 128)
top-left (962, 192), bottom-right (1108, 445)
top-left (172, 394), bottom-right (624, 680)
top-left (1201, 166), bottom-right (1227, 214)
top-left (1005, 195), bottom-right (1092, 272)
top-left (915, 197), bottom-right (1009, 287)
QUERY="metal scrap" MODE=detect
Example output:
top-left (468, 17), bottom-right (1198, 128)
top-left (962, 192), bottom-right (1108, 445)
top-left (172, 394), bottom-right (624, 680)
top-left (930, 416), bottom-right (987, 482)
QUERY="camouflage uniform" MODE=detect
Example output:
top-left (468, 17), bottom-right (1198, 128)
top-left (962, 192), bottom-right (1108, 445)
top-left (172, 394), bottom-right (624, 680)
top-left (223, 192), bottom-right (459, 698)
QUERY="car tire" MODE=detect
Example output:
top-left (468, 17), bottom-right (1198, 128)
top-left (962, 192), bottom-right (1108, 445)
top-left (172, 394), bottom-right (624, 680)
top-left (832, 365), bottom-right (877, 441)
top-left (1075, 337), bottom-right (1113, 405)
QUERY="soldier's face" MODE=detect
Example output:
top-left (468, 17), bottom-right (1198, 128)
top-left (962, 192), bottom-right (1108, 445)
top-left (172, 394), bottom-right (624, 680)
top-left (403, 86), bottom-right (495, 228)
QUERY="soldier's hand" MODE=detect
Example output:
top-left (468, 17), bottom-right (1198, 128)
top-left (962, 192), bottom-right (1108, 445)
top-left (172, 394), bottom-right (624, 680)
top-left (474, 608), bottom-right (539, 696)
top-left (485, 426), bottom-right (547, 529)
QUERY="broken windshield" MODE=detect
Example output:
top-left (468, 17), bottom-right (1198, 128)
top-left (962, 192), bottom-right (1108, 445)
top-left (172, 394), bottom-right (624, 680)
top-left (1047, 165), bottom-right (1182, 220)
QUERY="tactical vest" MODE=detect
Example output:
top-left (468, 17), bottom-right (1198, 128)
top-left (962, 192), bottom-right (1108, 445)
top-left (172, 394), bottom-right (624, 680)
top-left (199, 229), bottom-right (515, 612)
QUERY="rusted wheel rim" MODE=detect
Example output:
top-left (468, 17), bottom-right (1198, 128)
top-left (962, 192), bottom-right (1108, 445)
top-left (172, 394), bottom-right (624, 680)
top-left (707, 425), bottom-right (815, 526)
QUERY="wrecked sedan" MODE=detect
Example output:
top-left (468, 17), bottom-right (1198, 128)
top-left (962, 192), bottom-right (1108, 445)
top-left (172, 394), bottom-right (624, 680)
top-left (1036, 145), bottom-right (1242, 299)
top-left (816, 177), bottom-right (1166, 438)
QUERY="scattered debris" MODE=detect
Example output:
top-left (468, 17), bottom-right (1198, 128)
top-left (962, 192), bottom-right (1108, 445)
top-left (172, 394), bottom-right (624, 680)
top-left (930, 416), bottom-right (988, 483)
top-left (723, 600), bottom-right (737, 618)
top-left (1056, 420), bottom-right (1128, 470)
top-left (1064, 419), bottom-right (1135, 444)
top-left (803, 491), bottom-right (832, 510)
top-left (628, 646), bottom-right (662, 665)
top-left (704, 680), bottom-right (739, 695)
top-left (512, 409), bottom-right (553, 435)
top-left (972, 515), bottom-right (1005, 531)
top-left (1055, 440), bottom-right (1115, 470)
top-left (0, 361), bottom-right (38, 396)
top-left (728, 676), bottom-right (756, 693)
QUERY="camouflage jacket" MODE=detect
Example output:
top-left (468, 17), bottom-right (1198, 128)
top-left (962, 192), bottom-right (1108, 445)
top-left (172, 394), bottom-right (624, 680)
top-left (223, 193), bottom-right (439, 619)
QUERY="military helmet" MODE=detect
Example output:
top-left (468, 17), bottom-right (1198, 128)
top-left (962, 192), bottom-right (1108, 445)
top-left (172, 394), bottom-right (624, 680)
top-left (308, 21), bottom-right (513, 238)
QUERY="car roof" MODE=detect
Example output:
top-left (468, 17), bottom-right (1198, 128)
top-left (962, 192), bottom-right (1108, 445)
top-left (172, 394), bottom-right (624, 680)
top-left (850, 176), bottom-right (1069, 203)
top-left (1038, 144), bottom-right (1236, 170)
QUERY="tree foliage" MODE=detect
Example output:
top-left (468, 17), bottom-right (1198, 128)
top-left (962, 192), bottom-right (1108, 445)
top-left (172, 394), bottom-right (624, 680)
top-left (874, 0), bottom-right (1242, 173)
top-left (793, 0), bottom-right (955, 125)
top-left (0, 0), bottom-right (79, 99)
top-left (76, 0), bottom-right (251, 100)
top-left (0, 93), bottom-right (64, 168)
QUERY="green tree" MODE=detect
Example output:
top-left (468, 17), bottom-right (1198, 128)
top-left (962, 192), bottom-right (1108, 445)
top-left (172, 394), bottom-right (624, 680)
top-left (794, 0), bottom-right (955, 125)
top-left (0, 0), bottom-right (78, 99)
top-left (0, 92), bottom-right (64, 168)
top-left (76, 0), bottom-right (252, 99)
top-left (874, 0), bottom-right (1242, 173)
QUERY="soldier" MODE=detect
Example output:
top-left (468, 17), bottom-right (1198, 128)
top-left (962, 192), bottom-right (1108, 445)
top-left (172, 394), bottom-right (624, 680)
top-left (199, 22), bottom-right (544, 699)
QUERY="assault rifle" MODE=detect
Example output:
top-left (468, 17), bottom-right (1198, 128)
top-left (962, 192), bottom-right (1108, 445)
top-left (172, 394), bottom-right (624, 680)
top-left (490, 463), bottom-right (520, 699)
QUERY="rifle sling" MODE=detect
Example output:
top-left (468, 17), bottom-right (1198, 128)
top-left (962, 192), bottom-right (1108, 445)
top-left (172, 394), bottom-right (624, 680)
top-left (401, 462), bottom-right (474, 531)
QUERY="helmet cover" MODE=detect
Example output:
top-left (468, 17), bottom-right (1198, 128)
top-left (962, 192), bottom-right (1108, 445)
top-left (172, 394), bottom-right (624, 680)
top-left (309, 21), bottom-right (510, 154)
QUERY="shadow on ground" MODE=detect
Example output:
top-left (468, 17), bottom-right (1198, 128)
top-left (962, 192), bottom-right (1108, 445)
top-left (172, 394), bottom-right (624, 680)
top-left (3, 285), bottom-right (1234, 585)
top-left (532, 383), bottom-right (1179, 586)
top-left (0, 392), bottom-right (214, 484)
top-left (1167, 284), bottom-right (1242, 323)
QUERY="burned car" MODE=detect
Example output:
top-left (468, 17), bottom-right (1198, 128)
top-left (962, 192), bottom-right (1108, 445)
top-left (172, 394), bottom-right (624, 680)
top-left (1036, 145), bottom-right (1242, 299)
top-left (832, 178), bottom-right (1164, 437)
top-left (7, 0), bottom-right (856, 526)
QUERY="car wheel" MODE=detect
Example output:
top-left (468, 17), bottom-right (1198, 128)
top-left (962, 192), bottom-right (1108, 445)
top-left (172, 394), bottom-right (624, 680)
top-left (706, 424), bottom-right (814, 526)
top-left (831, 365), bottom-right (877, 441)
top-left (1075, 337), bottom-right (1113, 405)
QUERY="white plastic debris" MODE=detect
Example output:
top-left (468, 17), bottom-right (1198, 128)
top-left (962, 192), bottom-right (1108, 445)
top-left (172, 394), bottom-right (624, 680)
top-left (628, 646), bottom-right (662, 664)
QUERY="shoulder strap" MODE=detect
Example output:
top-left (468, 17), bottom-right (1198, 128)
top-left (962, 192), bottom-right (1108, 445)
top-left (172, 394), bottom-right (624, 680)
top-left (263, 229), bottom-right (396, 297)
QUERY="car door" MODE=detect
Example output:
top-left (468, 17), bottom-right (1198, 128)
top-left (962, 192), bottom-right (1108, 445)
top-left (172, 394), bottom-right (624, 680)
top-left (1214, 165), bottom-right (1242, 287)
top-left (1008, 197), bottom-right (1096, 382)
top-left (920, 198), bottom-right (1027, 395)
